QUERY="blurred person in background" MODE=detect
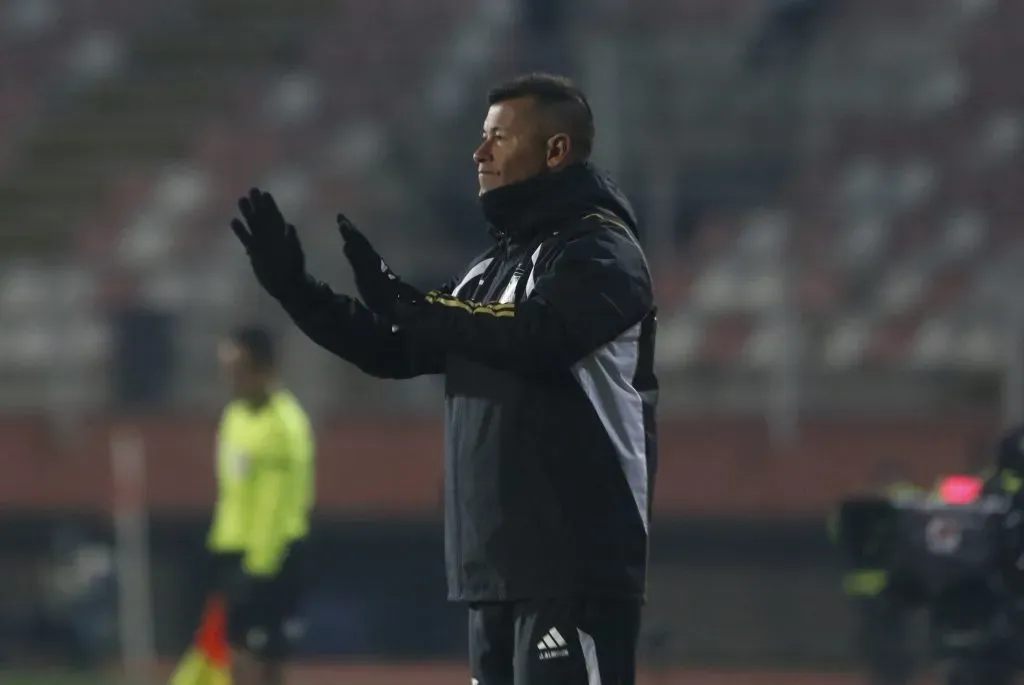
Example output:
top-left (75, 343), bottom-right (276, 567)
top-left (516, 0), bottom-right (570, 74)
top-left (744, 0), bottom-right (835, 68)
top-left (40, 525), bottom-right (118, 669)
top-left (189, 326), bottom-right (315, 685)
top-left (229, 72), bottom-right (657, 685)
top-left (831, 459), bottom-right (921, 685)
top-left (982, 425), bottom-right (1024, 497)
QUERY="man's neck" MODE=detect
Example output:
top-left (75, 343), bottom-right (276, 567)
top-left (243, 387), bottom-right (273, 409)
top-left (480, 162), bottom-right (588, 241)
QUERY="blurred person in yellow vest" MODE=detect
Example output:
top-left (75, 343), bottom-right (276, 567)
top-left (171, 325), bottom-right (315, 685)
top-left (830, 459), bottom-right (922, 685)
top-left (981, 426), bottom-right (1024, 497)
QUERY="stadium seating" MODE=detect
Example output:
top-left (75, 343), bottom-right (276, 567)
top-left (653, 0), bottom-right (1023, 373)
top-left (0, 0), bottom-right (474, 403)
top-left (0, 0), bottom-right (1021, 410)
top-left (0, 0), bottom-right (157, 170)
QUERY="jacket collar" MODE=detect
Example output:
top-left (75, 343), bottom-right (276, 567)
top-left (479, 163), bottom-right (593, 246)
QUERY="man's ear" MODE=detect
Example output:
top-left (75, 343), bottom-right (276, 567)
top-left (545, 133), bottom-right (572, 169)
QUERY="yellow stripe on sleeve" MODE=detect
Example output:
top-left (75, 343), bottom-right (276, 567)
top-left (425, 291), bottom-right (516, 317)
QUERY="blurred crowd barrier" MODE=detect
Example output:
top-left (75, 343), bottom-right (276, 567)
top-left (0, 414), bottom-right (994, 670)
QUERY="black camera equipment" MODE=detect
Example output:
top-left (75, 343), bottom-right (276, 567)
top-left (836, 488), bottom-right (1023, 684)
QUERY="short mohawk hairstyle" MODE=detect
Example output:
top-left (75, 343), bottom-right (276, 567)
top-left (487, 72), bottom-right (595, 160)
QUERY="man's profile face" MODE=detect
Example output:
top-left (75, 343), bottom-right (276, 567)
top-left (473, 97), bottom-right (550, 196)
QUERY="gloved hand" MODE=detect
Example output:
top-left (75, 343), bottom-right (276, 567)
top-left (230, 188), bottom-right (307, 300)
top-left (337, 213), bottom-right (424, 317)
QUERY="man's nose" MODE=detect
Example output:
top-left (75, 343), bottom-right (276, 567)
top-left (474, 140), bottom-right (492, 163)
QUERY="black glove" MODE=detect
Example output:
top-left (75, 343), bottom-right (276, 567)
top-left (230, 188), bottom-right (307, 300)
top-left (337, 213), bottom-right (424, 317)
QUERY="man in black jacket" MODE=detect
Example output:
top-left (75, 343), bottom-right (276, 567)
top-left (229, 73), bottom-right (658, 685)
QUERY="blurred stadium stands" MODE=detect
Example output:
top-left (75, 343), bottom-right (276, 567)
top-left (0, 0), bottom-right (1021, 419)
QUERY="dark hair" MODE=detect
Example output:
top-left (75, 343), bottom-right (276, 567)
top-left (229, 325), bottom-right (276, 369)
top-left (487, 72), bottom-right (595, 160)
